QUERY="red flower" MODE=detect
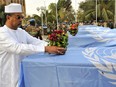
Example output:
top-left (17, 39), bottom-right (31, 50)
top-left (47, 30), bottom-right (68, 48)
top-left (69, 24), bottom-right (78, 36)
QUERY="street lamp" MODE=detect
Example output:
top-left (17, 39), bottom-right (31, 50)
top-left (72, 11), bottom-right (76, 23)
top-left (96, 0), bottom-right (97, 24)
top-left (74, 0), bottom-right (77, 22)
top-left (56, 0), bottom-right (58, 29)
top-left (114, 0), bottom-right (116, 28)
top-left (44, 0), bottom-right (47, 26)
top-left (36, 7), bottom-right (45, 35)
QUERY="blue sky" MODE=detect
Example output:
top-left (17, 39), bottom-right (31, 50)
top-left (25, 0), bottom-right (85, 16)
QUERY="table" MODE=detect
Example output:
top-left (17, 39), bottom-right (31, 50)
top-left (19, 25), bottom-right (116, 87)
top-left (19, 46), bottom-right (116, 87)
top-left (68, 25), bottom-right (116, 48)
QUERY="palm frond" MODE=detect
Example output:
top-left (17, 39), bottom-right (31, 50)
top-left (102, 8), bottom-right (109, 21)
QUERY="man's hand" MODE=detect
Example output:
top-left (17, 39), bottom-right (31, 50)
top-left (45, 46), bottom-right (66, 55)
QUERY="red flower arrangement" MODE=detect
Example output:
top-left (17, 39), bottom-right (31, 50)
top-left (68, 23), bottom-right (78, 36)
top-left (47, 30), bottom-right (68, 48)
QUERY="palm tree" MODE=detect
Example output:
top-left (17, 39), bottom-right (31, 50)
top-left (57, 0), bottom-right (73, 22)
top-left (0, 4), bottom-right (5, 26)
top-left (97, 0), bottom-right (114, 21)
top-left (47, 0), bottom-right (77, 23)
top-left (48, 3), bottom-right (56, 17)
top-left (79, 0), bottom-right (114, 22)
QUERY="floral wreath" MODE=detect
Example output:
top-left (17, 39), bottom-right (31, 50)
top-left (68, 23), bottom-right (78, 36)
top-left (47, 30), bottom-right (68, 48)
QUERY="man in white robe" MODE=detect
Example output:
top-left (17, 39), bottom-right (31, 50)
top-left (0, 3), bottom-right (66, 87)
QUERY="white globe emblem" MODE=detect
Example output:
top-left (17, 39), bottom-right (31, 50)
top-left (82, 47), bottom-right (116, 85)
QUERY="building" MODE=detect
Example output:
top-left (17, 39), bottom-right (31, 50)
top-left (0, 0), bottom-right (26, 15)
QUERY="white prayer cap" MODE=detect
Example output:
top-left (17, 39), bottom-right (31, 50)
top-left (5, 3), bottom-right (22, 13)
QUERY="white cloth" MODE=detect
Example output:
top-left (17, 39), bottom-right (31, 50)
top-left (0, 25), bottom-right (48, 87)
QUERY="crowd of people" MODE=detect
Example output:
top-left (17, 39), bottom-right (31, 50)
top-left (71, 20), bottom-right (114, 29)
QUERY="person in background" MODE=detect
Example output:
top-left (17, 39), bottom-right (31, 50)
top-left (35, 24), bottom-right (43, 40)
top-left (107, 20), bottom-right (114, 29)
top-left (25, 19), bottom-right (43, 40)
top-left (103, 21), bottom-right (107, 27)
top-left (0, 3), bottom-right (66, 87)
top-left (61, 23), bottom-right (68, 33)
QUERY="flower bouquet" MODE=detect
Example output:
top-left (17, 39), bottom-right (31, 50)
top-left (47, 30), bottom-right (68, 48)
top-left (68, 24), bottom-right (78, 36)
